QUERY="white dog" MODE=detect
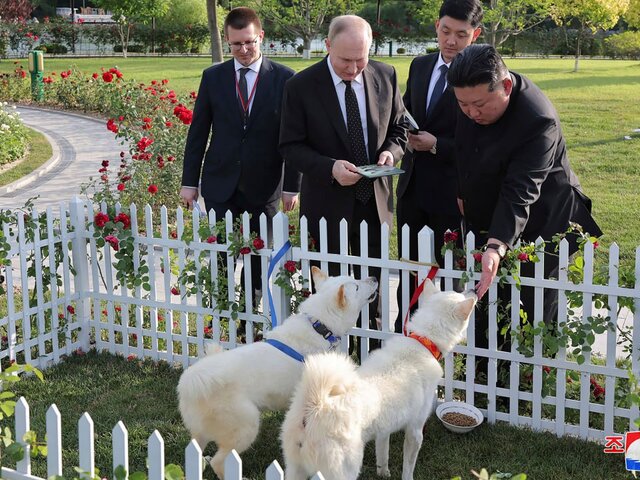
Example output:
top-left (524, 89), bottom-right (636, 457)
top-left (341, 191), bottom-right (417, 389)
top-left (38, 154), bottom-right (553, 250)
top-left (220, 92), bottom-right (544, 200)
top-left (281, 279), bottom-right (477, 480)
top-left (177, 266), bottom-right (377, 479)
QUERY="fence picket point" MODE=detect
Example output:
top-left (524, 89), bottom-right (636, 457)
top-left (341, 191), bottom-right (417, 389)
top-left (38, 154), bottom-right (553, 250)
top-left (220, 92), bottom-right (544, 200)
top-left (224, 450), bottom-right (242, 479)
top-left (265, 460), bottom-right (284, 479)
top-left (16, 397), bottom-right (30, 474)
top-left (148, 430), bottom-right (164, 480)
top-left (185, 440), bottom-right (203, 480)
top-left (112, 421), bottom-right (129, 479)
top-left (78, 412), bottom-right (95, 478)
top-left (46, 404), bottom-right (62, 477)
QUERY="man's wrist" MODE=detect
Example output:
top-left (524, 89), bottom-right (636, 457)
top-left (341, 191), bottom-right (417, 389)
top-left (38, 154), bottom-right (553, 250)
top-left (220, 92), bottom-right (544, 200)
top-left (484, 242), bottom-right (507, 259)
top-left (429, 137), bottom-right (437, 155)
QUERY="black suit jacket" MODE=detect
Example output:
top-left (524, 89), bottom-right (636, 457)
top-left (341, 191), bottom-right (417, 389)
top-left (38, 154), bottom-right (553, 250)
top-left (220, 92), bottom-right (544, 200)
top-left (456, 72), bottom-right (602, 249)
top-left (182, 57), bottom-right (301, 208)
top-left (398, 53), bottom-right (459, 216)
top-left (279, 57), bottom-right (407, 243)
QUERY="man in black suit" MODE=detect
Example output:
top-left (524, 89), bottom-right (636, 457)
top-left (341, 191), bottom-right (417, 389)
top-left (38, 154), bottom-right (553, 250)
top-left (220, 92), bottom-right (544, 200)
top-left (280, 15), bottom-right (407, 348)
top-left (395, 0), bottom-right (482, 333)
top-left (180, 8), bottom-right (301, 313)
top-left (448, 45), bottom-right (602, 358)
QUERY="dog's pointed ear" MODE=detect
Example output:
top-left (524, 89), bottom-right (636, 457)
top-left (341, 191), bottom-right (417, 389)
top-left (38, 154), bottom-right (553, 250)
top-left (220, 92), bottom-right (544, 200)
top-left (421, 278), bottom-right (439, 300)
top-left (311, 266), bottom-right (327, 290)
top-left (336, 284), bottom-right (348, 310)
top-left (329, 384), bottom-right (346, 396)
top-left (453, 297), bottom-right (477, 321)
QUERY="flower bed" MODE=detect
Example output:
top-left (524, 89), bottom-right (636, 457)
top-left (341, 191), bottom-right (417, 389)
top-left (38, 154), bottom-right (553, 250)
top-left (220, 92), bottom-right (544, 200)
top-left (0, 101), bottom-right (29, 168)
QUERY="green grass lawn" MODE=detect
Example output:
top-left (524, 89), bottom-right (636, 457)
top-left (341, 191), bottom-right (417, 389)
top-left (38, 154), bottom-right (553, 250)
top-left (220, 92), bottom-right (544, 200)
top-left (8, 350), bottom-right (629, 480)
top-left (0, 127), bottom-right (52, 187)
top-left (1, 55), bottom-right (638, 258)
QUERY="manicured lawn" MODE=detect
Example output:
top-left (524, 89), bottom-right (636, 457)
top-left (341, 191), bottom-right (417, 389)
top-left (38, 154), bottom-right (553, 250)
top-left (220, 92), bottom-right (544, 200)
top-left (0, 127), bottom-right (52, 187)
top-left (9, 350), bottom-right (629, 480)
top-left (1, 56), bottom-right (638, 258)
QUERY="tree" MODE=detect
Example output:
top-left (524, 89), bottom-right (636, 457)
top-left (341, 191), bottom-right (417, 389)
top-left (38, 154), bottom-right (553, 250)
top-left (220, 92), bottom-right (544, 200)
top-left (207, 0), bottom-right (223, 63)
top-left (94, 0), bottom-right (169, 57)
top-left (482, 0), bottom-right (552, 47)
top-left (249, 0), bottom-right (363, 59)
top-left (550, 0), bottom-right (629, 72)
top-left (625, 0), bottom-right (640, 29)
top-left (0, 0), bottom-right (34, 20)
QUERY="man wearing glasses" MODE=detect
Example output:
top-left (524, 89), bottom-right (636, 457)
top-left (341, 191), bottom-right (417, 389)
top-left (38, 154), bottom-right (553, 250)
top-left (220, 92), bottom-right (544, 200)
top-left (181, 7), bottom-right (301, 318)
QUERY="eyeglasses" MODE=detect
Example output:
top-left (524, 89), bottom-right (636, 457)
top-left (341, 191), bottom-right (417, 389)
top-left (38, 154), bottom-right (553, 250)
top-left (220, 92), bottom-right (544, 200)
top-left (228, 36), bottom-right (260, 50)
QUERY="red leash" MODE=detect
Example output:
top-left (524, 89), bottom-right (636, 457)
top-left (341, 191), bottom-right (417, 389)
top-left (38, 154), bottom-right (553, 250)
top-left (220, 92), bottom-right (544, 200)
top-left (402, 265), bottom-right (439, 337)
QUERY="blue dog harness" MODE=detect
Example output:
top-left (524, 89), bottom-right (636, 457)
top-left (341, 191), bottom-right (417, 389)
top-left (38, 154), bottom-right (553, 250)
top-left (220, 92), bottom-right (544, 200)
top-left (265, 315), bottom-right (341, 363)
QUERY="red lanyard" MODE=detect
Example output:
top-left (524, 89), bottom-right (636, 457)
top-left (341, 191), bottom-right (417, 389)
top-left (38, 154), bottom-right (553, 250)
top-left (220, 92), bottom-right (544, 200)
top-left (403, 265), bottom-right (439, 337)
top-left (235, 69), bottom-right (260, 116)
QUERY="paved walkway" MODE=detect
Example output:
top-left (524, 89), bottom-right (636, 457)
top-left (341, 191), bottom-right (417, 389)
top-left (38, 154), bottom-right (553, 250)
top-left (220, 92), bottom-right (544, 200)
top-left (0, 106), bottom-right (122, 210)
top-left (1, 106), bottom-right (634, 358)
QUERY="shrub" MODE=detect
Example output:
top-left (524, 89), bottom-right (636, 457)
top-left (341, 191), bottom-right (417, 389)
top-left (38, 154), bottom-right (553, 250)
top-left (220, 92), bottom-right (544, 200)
top-left (40, 43), bottom-right (68, 54)
top-left (296, 45), bottom-right (304, 54)
top-left (605, 31), bottom-right (640, 59)
top-left (0, 102), bottom-right (29, 168)
top-left (396, 47), bottom-right (406, 54)
top-left (113, 44), bottom-right (146, 53)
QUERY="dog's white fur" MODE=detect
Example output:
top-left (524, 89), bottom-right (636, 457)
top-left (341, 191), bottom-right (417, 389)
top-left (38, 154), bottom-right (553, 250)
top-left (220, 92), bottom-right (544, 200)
top-left (177, 267), bottom-right (377, 479)
top-left (281, 280), bottom-right (476, 480)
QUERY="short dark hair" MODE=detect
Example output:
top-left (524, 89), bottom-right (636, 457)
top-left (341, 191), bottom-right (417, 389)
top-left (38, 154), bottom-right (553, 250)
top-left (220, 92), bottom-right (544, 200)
top-left (224, 7), bottom-right (262, 35)
top-left (439, 0), bottom-right (484, 28)
top-left (447, 44), bottom-right (509, 91)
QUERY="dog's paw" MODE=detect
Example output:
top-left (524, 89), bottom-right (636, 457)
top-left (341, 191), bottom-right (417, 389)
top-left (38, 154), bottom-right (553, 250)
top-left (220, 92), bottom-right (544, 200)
top-left (376, 465), bottom-right (391, 477)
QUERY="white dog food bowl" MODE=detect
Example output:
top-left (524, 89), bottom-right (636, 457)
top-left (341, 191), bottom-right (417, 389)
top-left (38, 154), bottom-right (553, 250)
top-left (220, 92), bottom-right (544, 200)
top-left (436, 401), bottom-right (484, 434)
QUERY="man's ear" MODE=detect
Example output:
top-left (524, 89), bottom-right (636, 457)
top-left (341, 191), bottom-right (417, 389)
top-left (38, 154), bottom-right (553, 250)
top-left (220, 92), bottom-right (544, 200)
top-left (311, 266), bottom-right (327, 290)
top-left (325, 38), bottom-right (331, 53)
top-left (472, 27), bottom-right (482, 42)
top-left (502, 76), bottom-right (513, 96)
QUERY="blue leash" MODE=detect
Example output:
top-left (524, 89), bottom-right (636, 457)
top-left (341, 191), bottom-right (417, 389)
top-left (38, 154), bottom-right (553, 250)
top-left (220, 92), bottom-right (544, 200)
top-left (265, 338), bottom-right (304, 363)
top-left (266, 240), bottom-right (292, 328)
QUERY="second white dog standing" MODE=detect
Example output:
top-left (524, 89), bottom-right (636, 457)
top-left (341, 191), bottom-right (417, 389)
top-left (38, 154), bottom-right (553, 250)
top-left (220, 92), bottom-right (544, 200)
top-left (281, 279), bottom-right (477, 480)
top-left (177, 267), bottom-right (378, 479)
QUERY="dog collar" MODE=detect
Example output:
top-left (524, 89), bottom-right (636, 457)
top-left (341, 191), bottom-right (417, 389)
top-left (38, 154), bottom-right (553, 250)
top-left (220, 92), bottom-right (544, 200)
top-left (306, 315), bottom-right (341, 346)
top-left (265, 339), bottom-right (305, 363)
top-left (408, 333), bottom-right (442, 361)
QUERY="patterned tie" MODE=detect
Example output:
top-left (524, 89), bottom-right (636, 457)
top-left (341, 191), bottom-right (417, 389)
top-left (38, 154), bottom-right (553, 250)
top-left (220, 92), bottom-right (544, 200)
top-left (238, 67), bottom-right (250, 124)
top-left (344, 80), bottom-right (373, 203)
top-left (426, 64), bottom-right (449, 119)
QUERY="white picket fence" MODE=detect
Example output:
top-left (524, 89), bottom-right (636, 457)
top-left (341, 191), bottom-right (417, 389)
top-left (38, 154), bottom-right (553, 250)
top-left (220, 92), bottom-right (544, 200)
top-left (0, 397), bottom-right (326, 480)
top-left (1, 197), bottom-right (639, 477)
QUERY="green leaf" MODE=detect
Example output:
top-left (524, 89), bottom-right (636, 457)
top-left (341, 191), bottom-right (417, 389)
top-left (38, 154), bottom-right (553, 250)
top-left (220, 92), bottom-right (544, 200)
top-left (164, 463), bottom-right (184, 480)
top-left (130, 470), bottom-right (148, 480)
top-left (5, 441), bottom-right (25, 462)
top-left (114, 464), bottom-right (128, 480)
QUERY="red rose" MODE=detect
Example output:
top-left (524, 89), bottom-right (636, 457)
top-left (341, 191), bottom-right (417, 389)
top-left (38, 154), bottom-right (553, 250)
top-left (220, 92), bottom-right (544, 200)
top-left (170, 230), bottom-right (177, 239)
top-left (94, 212), bottom-right (110, 228)
top-left (542, 366), bottom-right (551, 374)
top-left (171, 286), bottom-right (180, 295)
top-left (253, 237), bottom-right (265, 250)
top-left (67, 305), bottom-right (75, 314)
top-left (204, 326), bottom-right (212, 336)
top-left (136, 137), bottom-right (153, 152)
top-left (102, 71), bottom-right (114, 83)
top-left (106, 118), bottom-right (118, 133)
top-left (127, 354), bottom-right (136, 361)
top-left (117, 183), bottom-right (125, 191)
top-left (592, 240), bottom-right (599, 249)
top-left (92, 72), bottom-right (99, 79)
top-left (104, 235), bottom-right (120, 251)
top-left (473, 252), bottom-right (483, 263)
top-left (518, 252), bottom-right (529, 262)
top-left (206, 236), bottom-right (217, 243)
top-left (148, 184), bottom-right (158, 194)
top-left (239, 247), bottom-right (251, 255)
top-left (143, 117), bottom-right (152, 123)
top-left (114, 212), bottom-right (131, 229)
top-left (302, 289), bottom-right (311, 298)
top-left (101, 160), bottom-right (109, 167)
top-left (443, 230), bottom-right (459, 243)
top-left (284, 260), bottom-right (297, 273)
top-left (165, 121), bottom-right (173, 128)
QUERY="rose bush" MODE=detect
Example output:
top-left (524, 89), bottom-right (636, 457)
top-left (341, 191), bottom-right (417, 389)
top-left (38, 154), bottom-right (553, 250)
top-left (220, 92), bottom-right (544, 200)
top-left (0, 101), bottom-right (29, 168)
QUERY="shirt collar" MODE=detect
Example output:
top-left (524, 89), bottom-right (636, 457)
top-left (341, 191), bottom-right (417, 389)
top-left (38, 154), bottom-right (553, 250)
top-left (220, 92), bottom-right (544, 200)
top-left (435, 52), bottom-right (450, 70)
top-left (326, 55), bottom-right (364, 87)
top-left (234, 55), bottom-right (262, 74)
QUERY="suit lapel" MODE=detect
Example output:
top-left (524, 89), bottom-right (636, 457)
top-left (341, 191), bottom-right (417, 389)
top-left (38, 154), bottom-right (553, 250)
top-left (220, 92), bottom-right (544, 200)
top-left (414, 54), bottom-right (437, 126)
top-left (316, 58), bottom-right (350, 151)
top-left (221, 60), bottom-right (244, 128)
top-left (363, 65), bottom-right (379, 164)
top-left (245, 57), bottom-right (273, 131)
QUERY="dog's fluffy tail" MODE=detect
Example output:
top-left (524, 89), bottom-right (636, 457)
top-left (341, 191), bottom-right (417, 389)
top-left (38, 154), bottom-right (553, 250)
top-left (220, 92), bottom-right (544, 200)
top-left (282, 352), bottom-right (364, 479)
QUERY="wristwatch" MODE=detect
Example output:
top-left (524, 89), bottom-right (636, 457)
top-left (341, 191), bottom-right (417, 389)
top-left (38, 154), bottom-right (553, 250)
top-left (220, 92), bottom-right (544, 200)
top-left (484, 242), bottom-right (507, 259)
top-left (429, 138), bottom-right (437, 155)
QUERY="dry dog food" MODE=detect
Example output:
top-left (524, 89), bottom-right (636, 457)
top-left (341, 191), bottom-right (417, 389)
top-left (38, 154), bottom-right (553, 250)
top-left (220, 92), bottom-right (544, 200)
top-left (442, 411), bottom-right (477, 427)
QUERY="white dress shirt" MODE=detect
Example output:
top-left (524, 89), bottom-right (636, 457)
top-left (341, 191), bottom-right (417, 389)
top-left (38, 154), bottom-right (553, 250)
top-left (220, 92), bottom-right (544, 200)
top-left (234, 55), bottom-right (263, 114)
top-left (426, 53), bottom-right (451, 114)
top-left (327, 57), bottom-right (369, 157)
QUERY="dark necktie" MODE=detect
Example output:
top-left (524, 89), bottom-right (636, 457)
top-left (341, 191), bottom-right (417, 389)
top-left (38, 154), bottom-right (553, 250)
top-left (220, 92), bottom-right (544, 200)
top-left (426, 64), bottom-right (448, 119)
top-left (238, 67), bottom-right (250, 124)
top-left (344, 80), bottom-right (373, 204)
